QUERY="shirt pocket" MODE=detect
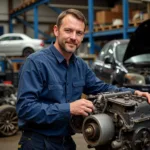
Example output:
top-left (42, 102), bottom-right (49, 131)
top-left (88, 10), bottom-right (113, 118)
top-left (48, 84), bottom-right (64, 102)
top-left (72, 80), bottom-right (85, 99)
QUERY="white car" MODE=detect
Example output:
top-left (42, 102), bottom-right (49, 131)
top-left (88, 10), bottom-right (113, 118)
top-left (0, 33), bottom-right (45, 57)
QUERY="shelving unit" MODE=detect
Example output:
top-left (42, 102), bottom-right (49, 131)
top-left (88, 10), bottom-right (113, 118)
top-left (87, 0), bottom-right (140, 54)
top-left (9, 0), bottom-right (56, 41)
top-left (9, 0), bottom-right (141, 54)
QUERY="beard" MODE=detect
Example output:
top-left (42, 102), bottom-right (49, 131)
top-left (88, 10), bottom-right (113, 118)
top-left (58, 39), bottom-right (79, 54)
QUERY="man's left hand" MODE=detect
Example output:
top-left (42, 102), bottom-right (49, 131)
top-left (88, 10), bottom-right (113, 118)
top-left (134, 90), bottom-right (150, 103)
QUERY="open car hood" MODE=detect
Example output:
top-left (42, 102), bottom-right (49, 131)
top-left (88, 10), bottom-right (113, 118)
top-left (123, 19), bottom-right (150, 62)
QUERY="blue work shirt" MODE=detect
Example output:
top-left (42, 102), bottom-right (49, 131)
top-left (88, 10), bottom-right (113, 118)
top-left (16, 44), bottom-right (135, 136)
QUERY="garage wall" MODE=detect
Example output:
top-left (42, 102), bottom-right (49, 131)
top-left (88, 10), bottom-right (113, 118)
top-left (0, 1), bottom-right (8, 21)
top-left (0, 1), bottom-right (9, 34)
top-left (25, 4), bottom-right (58, 38)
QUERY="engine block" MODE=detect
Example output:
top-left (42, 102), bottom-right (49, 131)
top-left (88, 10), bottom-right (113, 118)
top-left (71, 91), bottom-right (150, 150)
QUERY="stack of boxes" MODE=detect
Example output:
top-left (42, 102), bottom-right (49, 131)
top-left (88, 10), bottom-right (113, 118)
top-left (95, 4), bottom-right (149, 26)
top-left (96, 5), bottom-right (123, 25)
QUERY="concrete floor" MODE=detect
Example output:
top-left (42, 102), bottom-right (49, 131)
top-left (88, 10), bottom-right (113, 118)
top-left (0, 131), bottom-right (94, 150)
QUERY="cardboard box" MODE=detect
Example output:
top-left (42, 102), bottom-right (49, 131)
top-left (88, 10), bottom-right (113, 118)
top-left (112, 12), bottom-right (122, 20)
top-left (96, 11), bottom-right (112, 24)
top-left (96, 11), bottom-right (122, 24)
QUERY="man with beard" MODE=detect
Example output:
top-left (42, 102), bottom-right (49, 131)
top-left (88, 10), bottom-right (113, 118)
top-left (16, 9), bottom-right (150, 150)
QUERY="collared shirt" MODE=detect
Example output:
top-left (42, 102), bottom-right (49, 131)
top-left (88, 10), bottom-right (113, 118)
top-left (16, 44), bottom-right (135, 136)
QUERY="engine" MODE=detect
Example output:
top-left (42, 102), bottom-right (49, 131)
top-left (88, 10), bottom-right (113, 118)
top-left (71, 91), bottom-right (150, 150)
top-left (0, 84), bottom-right (17, 106)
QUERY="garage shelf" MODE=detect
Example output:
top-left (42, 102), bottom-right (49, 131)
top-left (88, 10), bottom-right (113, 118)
top-left (10, 57), bottom-right (25, 72)
top-left (9, 0), bottom-right (139, 54)
top-left (87, 0), bottom-right (133, 54)
top-left (9, 0), bottom-right (52, 40)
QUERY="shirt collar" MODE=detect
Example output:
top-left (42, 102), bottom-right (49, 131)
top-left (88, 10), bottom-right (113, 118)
top-left (50, 44), bottom-right (77, 64)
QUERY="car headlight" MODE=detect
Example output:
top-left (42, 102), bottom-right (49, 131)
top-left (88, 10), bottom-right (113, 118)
top-left (125, 73), bottom-right (146, 85)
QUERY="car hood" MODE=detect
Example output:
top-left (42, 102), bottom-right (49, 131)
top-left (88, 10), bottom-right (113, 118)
top-left (123, 19), bottom-right (150, 62)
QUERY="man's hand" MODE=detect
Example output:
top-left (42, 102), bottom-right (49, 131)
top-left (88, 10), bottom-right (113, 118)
top-left (70, 99), bottom-right (95, 116)
top-left (134, 90), bottom-right (150, 103)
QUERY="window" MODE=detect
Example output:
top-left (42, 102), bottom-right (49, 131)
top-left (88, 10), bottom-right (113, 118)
top-left (0, 36), bottom-right (23, 41)
top-left (116, 43), bottom-right (128, 62)
top-left (9, 36), bottom-right (23, 40)
top-left (98, 43), bottom-right (110, 61)
top-left (0, 36), bottom-right (10, 41)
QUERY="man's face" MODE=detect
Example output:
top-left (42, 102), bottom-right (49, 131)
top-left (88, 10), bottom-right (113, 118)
top-left (54, 14), bottom-right (85, 54)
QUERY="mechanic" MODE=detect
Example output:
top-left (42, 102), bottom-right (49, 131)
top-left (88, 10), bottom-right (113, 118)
top-left (16, 9), bottom-right (150, 150)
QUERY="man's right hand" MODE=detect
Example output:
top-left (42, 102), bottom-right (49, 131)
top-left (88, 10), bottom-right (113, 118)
top-left (70, 99), bottom-right (95, 116)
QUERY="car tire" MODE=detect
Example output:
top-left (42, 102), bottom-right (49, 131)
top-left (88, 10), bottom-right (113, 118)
top-left (23, 48), bottom-right (34, 57)
top-left (0, 105), bottom-right (18, 137)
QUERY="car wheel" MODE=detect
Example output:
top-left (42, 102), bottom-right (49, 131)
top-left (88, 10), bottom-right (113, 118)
top-left (0, 105), bottom-right (18, 137)
top-left (23, 48), bottom-right (34, 57)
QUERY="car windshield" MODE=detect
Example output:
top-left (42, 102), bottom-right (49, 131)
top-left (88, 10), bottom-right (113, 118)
top-left (116, 43), bottom-right (128, 62)
top-left (125, 54), bottom-right (150, 63)
top-left (116, 42), bottom-right (150, 63)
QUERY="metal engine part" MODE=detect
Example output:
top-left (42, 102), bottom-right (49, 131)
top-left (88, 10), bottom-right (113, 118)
top-left (82, 114), bottom-right (114, 147)
top-left (0, 84), bottom-right (18, 136)
top-left (71, 91), bottom-right (150, 150)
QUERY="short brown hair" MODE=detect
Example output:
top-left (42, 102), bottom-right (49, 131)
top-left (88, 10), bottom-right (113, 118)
top-left (56, 9), bottom-right (87, 31)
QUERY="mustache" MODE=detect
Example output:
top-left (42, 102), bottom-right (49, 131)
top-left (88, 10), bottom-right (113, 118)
top-left (66, 41), bottom-right (77, 45)
top-left (66, 43), bottom-right (77, 46)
